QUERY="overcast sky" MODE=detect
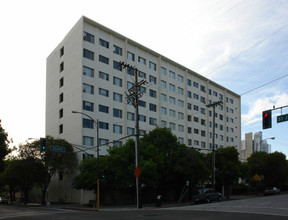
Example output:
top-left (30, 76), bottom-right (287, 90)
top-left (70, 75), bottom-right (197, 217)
top-left (1, 0), bottom-right (288, 157)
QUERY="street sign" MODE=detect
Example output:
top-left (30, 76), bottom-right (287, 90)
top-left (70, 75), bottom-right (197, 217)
top-left (253, 174), bottom-right (260, 182)
top-left (50, 145), bottom-right (66, 152)
top-left (277, 114), bottom-right (288, 123)
top-left (134, 166), bottom-right (141, 178)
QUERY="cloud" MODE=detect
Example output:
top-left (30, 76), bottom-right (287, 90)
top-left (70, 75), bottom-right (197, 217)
top-left (242, 93), bottom-right (288, 126)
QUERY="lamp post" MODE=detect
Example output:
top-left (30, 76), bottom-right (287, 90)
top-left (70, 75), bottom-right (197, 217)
top-left (72, 110), bottom-right (100, 209)
top-left (206, 100), bottom-right (222, 191)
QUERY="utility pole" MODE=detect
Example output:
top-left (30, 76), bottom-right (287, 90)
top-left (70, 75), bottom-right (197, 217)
top-left (206, 100), bottom-right (222, 191)
top-left (119, 61), bottom-right (146, 208)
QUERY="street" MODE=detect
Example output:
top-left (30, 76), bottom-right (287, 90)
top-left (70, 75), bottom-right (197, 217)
top-left (1, 194), bottom-right (288, 219)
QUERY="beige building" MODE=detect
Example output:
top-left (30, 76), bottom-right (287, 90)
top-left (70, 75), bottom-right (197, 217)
top-left (240, 132), bottom-right (253, 161)
top-left (46, 16), bottom-right (241, 203)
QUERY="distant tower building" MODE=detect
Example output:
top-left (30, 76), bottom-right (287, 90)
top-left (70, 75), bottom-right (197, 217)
top-left (254, 131), bottom-right (262, 152)
top-left (240, 132), bottom-right (253, 161)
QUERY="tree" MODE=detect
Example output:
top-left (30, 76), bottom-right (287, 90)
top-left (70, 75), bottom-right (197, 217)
top-left (17, 136), bottom-right (78, 204)
top-left (74, 128), bottom-right (210, 203)
top-left (0, 119), bottom-right (10, 172)
top-left (247, 151), bottom-right (288, 190)
top-left (208, 147), bottom-right (241, 199)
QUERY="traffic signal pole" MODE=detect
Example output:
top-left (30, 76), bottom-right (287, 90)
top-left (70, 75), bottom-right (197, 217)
top-left (262, 104), bottom-right (288, 129)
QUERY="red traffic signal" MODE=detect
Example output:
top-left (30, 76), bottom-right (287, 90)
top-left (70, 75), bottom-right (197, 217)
top-left (262, 110), bottom-right (272, 129)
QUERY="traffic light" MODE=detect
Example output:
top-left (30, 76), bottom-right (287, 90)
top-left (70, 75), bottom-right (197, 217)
top-left (40, 138), bottom-right (46, 151)
top-left (262, 110), bottom-right (272, 129)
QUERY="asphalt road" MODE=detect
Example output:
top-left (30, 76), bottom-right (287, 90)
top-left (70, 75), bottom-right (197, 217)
top-left (0, 194), bottom-right (287, 220)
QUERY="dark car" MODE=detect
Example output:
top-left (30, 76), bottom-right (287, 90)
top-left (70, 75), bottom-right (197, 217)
top-left (0, 196), bottom-right (8, 204)
top-left (192, 188), bottom-right (222, 203)
top-left (264, 187), bottom-right (280, 196)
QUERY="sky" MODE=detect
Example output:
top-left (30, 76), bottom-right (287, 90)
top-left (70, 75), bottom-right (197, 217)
top-left (1, 0), bottom-right (288, 158)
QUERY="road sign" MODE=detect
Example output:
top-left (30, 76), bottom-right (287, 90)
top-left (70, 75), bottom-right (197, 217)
top-left (134, 166), bottom-right (141, 178)
top-left (253, 174), bottom-right (260, 182)
top-left (277, 114), bottom-right (288, 123)
top-left (50, 145), bottom-right (66, 152)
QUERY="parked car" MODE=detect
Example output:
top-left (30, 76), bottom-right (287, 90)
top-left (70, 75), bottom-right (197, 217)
top-left (264, 187), bottom-right (280, 196)
top-left (192, 188), bottom-right (222, 203)
top-left (0, 197), bottom-right (8, 204)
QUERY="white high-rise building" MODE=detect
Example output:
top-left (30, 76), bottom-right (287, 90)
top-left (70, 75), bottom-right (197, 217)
top-left (46, 16), bottom-right (241, 203)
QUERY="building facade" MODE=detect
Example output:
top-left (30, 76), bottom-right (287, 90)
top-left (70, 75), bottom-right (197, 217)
top-left (46, 16), bottom-right (241, 203)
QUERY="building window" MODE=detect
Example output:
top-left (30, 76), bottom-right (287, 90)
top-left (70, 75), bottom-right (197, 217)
top-left (200, 85), bottom-right (206, 92)
top-left (161, 107), bottom-right (166, 115)
top-left (161, 80), bottom-right (166, 88)
top-left (127, 51), bottom-right (135, 61)
top-left (60, 62), bottom-right (64, 72)
top-left (178, 125), bottom-right (184, 132)
top-left (187, 79), bottom-right (191, 86)
top-left (60, 47), bottom-right (64, 57)
top-left (169, 109), bottom-right (176, 117)
top-left (59, 93), bottom-right (63, 103)
top-left (127, 68), bottom-right (134, 76)
top-left (99, 88), bottom-right (109, 97)
top-left (149, 117), bottom-right (157, 126)
top-left (113, 45), bottom-right (122, 55)
top-left (161, 93), bottom-right (166, 102)
top-left (113, 124), bottom-right (122, 134)
top-left (99, 121), bottom-right (109, 130)
top-left (188, 127), bottom-right (192, 134)
top-left (138, 56), bottom-right (146, 65)
top-left (169, 84), bottom-right (175, 92)
top-left (113, 61), bottom-right (122, 71)
top-left (99, 105), bottom-right (109, 113)
top-left (83, 136), bottom-right (94, 146)
top-left (99, 71), bottom-right (109, 81)
top-left (178, 112), bottom-right (184, 120)
top-left (83, 101), bottom-right (94, 112)
top-left (127, 127), bottom-right (135, 135)
top-left (169, 71), bottom-right (175, 79)
top-left (149, 89), bottom-right (156, 98)
top-left (161, 67), bottom-right (166, 76)
top-left (201, 108), bottom-right (206, 115)
top-left (83, 83), bottom-right (94, 94)
top-left (59, 77), bottom-right (64, 88)
top-left (83, 66), bottom-right (94, 77)
top-left (178, 100), bottom-right (184, 107)
top-left (127, 112), bottom-right (135, 121)
top-left (138, 71), bottom-right (146, 79)
top-left (113, 108), bottom-right (122, 118)
top-left (59, 124), bottom-right (63, 134)
top-left (193, 82), bottom-right (199, 88)
top-left (139, 115), bottom-right (146, 122)
top-left (83, 49), bottom-right (94, 60)
top-left (178, 87), bottom-right (184, 95)
top-left (99, 55), bottom-right (109, 64)
top-left (178, 74), bottom-right (184, 83)
top-left (193, 93), bottom-right (199, 100)
top-left (83, 32), bottom-right (95, 43)
top-left (99, 38), bottom-right (109, 48)
top-left (201, 119), bottom-right (206, 126)
top-left (149, 75), bottom-right (157, 84)
top-left (161, 120), bottom-right (166, 128)
top-left (113, 92), bottom-right (122, 103)
top-left (149, 61), bottom-right (156, 71)
top-left (83, 118), bottom-right (94, 129)
top-left (139, 100), bottom-right (146, 108)
top-left (169, 122), bottom-right (176, 130)
top-left (187, 91), bottom-right (192, 98)
top-left (59, 108), bottom-right (63, 118)
top-left (194, 128), bottom-right (199, 134)
top-left (113, 77), bottom-right (122, 87)
top-left (188, 103), bottom-right (192, 110)
top-left (149, 103), bottom-right (157, 112)
top-left (169, 97), bottom-right (175, 105)
top-left (201, 130), bottom-right (206, 137)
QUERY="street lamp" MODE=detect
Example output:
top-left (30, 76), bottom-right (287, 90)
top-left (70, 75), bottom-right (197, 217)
top-left (72, 110), bottom-right (100, 209)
